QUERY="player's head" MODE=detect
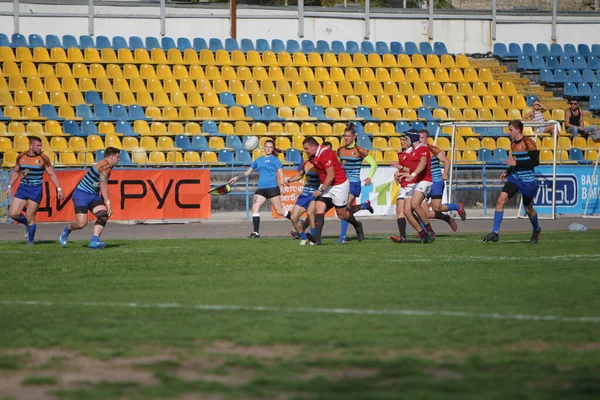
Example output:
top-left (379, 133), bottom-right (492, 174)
top-left (507, 120), bottom-right (524, 140)
top-left (302, 137), bottom-right (320, 157)
top-left (418, 129), bottom-right (430, 145)
top-left (400, 134), bottom-right (411, 150)
top-left (104, 147), bottom-right (121, 166)
top-left (406, 132), bottom-right (421, 148)
top-left (28, 136), bottom-right (43, 155)
top-left (264, 139), bottom-right (278, 156)
top-left (342, 125), bottom-right (356, 146)
top-left (323, 141), bottom-right (333, 150)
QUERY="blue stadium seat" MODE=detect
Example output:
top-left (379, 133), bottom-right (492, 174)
top-left (517, 56), bottom-right (533, 71)
top-left (589, 94), bottom-right (600, 111)
top-left (28, 34), bottom-right (44, 49)
top-left (568, 69), bottom-right (584, 84)
top-left (590, 44), bottom-right (600, 57)
top-left (161, 37), bottom-right (176, 51)
top-left (193, 38), bottom-right (208, 52)
top-left (256, 38), bottom-right (270, 53)
top-left (177, 37), bottom-right (192, 51)
top-left (286, 39), bottom-right (301, 54)
top-left (96, 149), bottom-right (105, 161)
top-left (0, 33), bottom-right (10, 47)
top-left (129, 36), bottom-right (144, 50)
top-left (81, 120), bottom-right (98, 136)
top-left (94, 104), bottom-right (117, 121)
top-left (390, 41), bottom-right (404, 55)
top-left (492, 148), bottom-right (509, 164)
top-left (404, 41), bottom-right (419, 56)
top-left (558, 56), bottom-right (573, 69)
top-left (145, 36), bottom-right (161, 50)
top-left (209, 38), bottom-right (224, 52)
top-left (345, 40), bottom-right (359, 55)
top-left (218, 149), bottom-right (235, 165)
top-left (553, 69), bottom-right (569, 84)
top-left (316, 40), bottom-right (330, 54)
top-left (353, 121), bottom-right (365, 135)
top-left (202, 120), bottom-right (218, 135)
top-left (357, 134), bottom-right (372, 150)
top-left (478, 148), bottom-right (493, 163)
top-left (11, 33), bottom-right (28, 48)
top-left (536, 43), bottom-right (550, 57)
top-left (410, 121), bottom-right (425, 131)
top-left (525, 95), bottom-right (539, 106)
top-left (309, 106), bottom-right (329, 121)
top-left (118, 150), bottom-right (135, 166)
top-left (508, 43), bottom-right (522, 58)
top-left (419, 42), bottom-right (434, 55)
top-left (226, 135), bottom-right (243, 151)
top-left (539, 69), bottom-right (555, 84)
top-left (45, 34), bottom-right (61, 49)
top-left (96, 36), bottom-right (112, 50)
top-left (225, 38), bottom-right (240, 52)
top-left (84, 91), bottom-right (102, 105)
top-left (545, 56), bottom-right (559, 69)
top-left (574, 56), bottom-right (589, 70)
top-left (271, 39), bottom-right (285, 53)
top-left (331, 40), bottom-right (345, 55)
top-left (583, 69), bottom-right (597, 83)
top-left (531, 55), bottom-right (546, 70)
top-left (128, 104), bottom-right (151, 121)
top-left (433, 42), bottom-right (449, 56)
top-left (357, 106), bottom-right (377, 121)
top-left (375, 41), bottom-right (390, 55)
top-left (550, 43), bottom-right (564, 57)
top-left (235, 149), bottom-right (253, 165)
top-left (301, 40), bottom-right (316, 54)
top-left (299, 93), bottom-right (315, 108)
top-left (0, 108), bottom-right (9, 121)
top-left (588, 56), bottom-right (600, 70)
top-left (417, 107), bottom-right (438, 121)
top-left (116, 121), bottom-right (136, 136)
top-left (79, 35), bottom-right (95, 49)
top-left (240, 38), bottom-right (255, 53)
top-left (76, 104), bottom-right (95, 120)
top-left (219, 92), bottom-right (237, 107)
top-left (578, 83), bottom-right (592, 97)
top-left (63, 35), bottom-right (78, 49)
top-left (569, 147), bottom-right (584, 162)
top-left (426, 121), bottom-right (440, 135)
top-left (63, 120), bottom-right (82, 136)
top-left (396, 121), bottom-right (410, 133)
top-left (245, 105), bottom-right (263, 120)
top-left (40, 104), bottom-right (63, 121)
top-left (593, 83), bottom-right (600, 94)
top-left (111, 104), bottom-right (130, 120)
top-left (261, 105), bottom-right (282, 121)
top-left (360, 41), bottom-right (375, 54)
top-left (422, 95), bottom-right (439, 109)
top-left (494, 43), bottom-right (510, 58)
top-left (175, 135), bottom-right (192, 152)
top-left (285, 148), bottom-right (303, 165)
top-left (522, 43), bottom-right (536, 57)
top-left (112, 36), bottom-right (128, 51)
top-left (564, 82), bottom-right (579, 98)
top-left (564, 43), bottom-right (578, 57)
top-left (578, 44), bottom-right (592, 58)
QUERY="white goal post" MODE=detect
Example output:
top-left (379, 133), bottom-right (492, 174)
top-left (437, 120), bottom-right (562, 220)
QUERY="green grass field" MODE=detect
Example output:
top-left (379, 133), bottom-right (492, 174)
top-left (1, 230), bottom-right (600, 400)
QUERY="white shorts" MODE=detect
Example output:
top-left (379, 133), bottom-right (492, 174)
top-left (320, 180), bottom-right (349, 207)
top-left (397, 184), bottom-right (414, 200)
top-left (405, 181), bottom-right (432, 198)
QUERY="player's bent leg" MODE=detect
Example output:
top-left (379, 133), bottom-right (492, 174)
top-left (8, 198), bottom-right (28, 225)
top-left (24, 200), bottom-right (40, 244)
top-left (87, 207), bottom-right (109, 249)
top-left (483, 189), bottom-right (512, 242)
top-left (249, 194), bottom-right (267, 238)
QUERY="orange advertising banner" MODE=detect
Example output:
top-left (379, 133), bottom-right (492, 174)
top-left (16, 169), bottom-right (211, 222)
top-left (271, 169), bottom-right (336, 218)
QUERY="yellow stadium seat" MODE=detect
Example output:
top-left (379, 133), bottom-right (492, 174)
top-left (293, 52), bottom-right (308, 67)
top-left (513, 94), bottom-right (528, 109)
top-left (338, 53), bottom-right (354, 67)
top-left (404, 68), bottom-right (420, 82)
top-left (14, 90), bottom-right (32, 106)
top-left (134, 49), bottom-right (151, 64)
top-left (26, 122), bottom-right (44, 135)
top-left (408, 94), bottom-right (423, 108)
top-left (100, 48), bottom-right (117, 63)
top-left (215, 49), bottom-right (232, 65)
top-left (314, 94), bottom-right (330, 108)
top-left (147, 151), bottom-right (166, 164)
top-left (452, 95), bottom-right (468, 108)
top-left (278, 51), bottom-right (293, 67)
top-left (420, 68), bottom-right (436, 82)
top-left (507, 108), bottom-right (522, 120)
top-left (300, 122), bottom-right (315, 136)
top-left (247, 51), bottom-right (263, 67)
top-left (403, 108), bottom-right (417, 120)
top-left (467, 95), bottom-right (483, 109)
top-left (67, 48), bottom-right (84, 63)
top-left (457, 81), bottom-right (473, 95)
top-left (330, 93), bottom-right (347, 108)
top-left (428, 81), bottom-right (445, 96)
top-left (15, 47), bottom-right (32, 63)
top-left (572, 136), bottom-right (586, 149)
top-left (502, 81), bottom-right (517, 96)
top-left (181, 49), bottom-right (198, 65)
top-left (117, 49), bottom-right (134, 63)
top-left (398, 81), bottom-right (414, 95)
top-left (50, 136), bottom-right (69, 152)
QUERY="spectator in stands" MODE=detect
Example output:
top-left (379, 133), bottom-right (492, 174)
top-left (565, 100), bottom-right (598, 139)
top-left (523, 100), bottom-right (556, 136)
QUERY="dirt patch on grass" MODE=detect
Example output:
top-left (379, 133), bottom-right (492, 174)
top-left (204, 341), bottom-right (302, 359)
top-left (506, 341), bottom-right (600, 352)
top-left (424, 368), bottom-right (464, 380)
top-left (297, 367), bottom-right (379, 381)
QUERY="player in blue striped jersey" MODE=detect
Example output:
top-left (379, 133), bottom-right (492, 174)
top-left (483, 120), bottom-right (541, 244)
top-left (285, 159), bottom-right (320, 245)
top-left (59, 147), bottom-right (120, 249)
top-left (419, 130), bottom-right (466, 231)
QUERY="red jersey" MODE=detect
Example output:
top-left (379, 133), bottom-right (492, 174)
top-left (405, 143), bottom-right (432, 184)
top-left (397, 149), bottom-right (411, 188)
top-left (311, 145), bottom-right (347, 185)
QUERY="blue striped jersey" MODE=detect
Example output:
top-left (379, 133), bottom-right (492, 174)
top-left (428, 144), bottom-right (443, 183)
top-left (16, 152), bottom-right (51, 186)
top-left (510, 137), bottom-right (537, 183)
top-left (299, 160), bottom-right (320, 195)
top-left (337, 144), bottom-right (369, 183)
top-left (76, 159), bottom-right (112, 194)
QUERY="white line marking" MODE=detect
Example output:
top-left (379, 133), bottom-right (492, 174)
top-left (388, 254), bottom-right (600, 262)
top-left (0, 300), bottom-right (598, 323)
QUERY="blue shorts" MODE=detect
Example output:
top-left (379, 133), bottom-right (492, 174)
top-left (72, 188), bottom-right (104, 213)
top-left (295, 193), bottom-right (314, 210)
top-left (15, 184), bottom-right (43, 204)
top-left (505, 175), bottom-right (539, 205)
top-left (349, 181), bottom-right (362, 197)
top-left (429, 181), bottom-right (445, 199)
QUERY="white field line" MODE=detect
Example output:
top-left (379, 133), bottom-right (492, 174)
top-left (1, 300), bottom-right (599, 323)
top-left (388, 254), bottom-right (600, 262)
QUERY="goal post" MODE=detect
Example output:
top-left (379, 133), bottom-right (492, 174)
top-left (437, 120), bottom-right (562, 220)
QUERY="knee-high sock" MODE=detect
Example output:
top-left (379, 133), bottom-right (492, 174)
top-left (346, 213), bottom-right (359, 229)
top-left (15, 214), bottom-right (28, 226)
top-left (252, 213), bottom-right (260, 233)
top-left (27, 224), bottom-right (36, 242)
top-left (434, 211), bottom-right (451, 222)
top-left (301, 218), bottom-right (310, 231)
top-left (339, 220), bottom-right (349, 239)
top-left (397, 217), bottom-right (406, 238)
top-left (492, 211), bottom-right (504, 234)
top-left (529, 213), bottom-right (540, 232)
top-left (314, 213), bottom-right (325, 242)
top-left (445, 203), bottom-right (460, 211)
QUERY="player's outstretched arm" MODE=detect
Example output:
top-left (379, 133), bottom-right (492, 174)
top-left (99, 171), bottom-right (112, 217)
top-left (4, 166), bottom-right (20, 198)
top-left (363, 155), bottom-right (377, 186)
top-left (228, 167), bottom-right (253, 184)
top-left (45, 165), bottom-right (64, 200)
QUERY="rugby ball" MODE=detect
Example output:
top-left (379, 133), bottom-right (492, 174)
top-left (244, 136), bottom-right (259, 151)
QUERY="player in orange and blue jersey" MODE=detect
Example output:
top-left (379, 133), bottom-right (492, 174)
top-left (483, 120), bottom-right (541, 244)
top-left (4, 136), bottom-right (64, 245)
top-left (335, 126), bottom-right (376, 243)
top-left (59, 147), bottom-right (120, 249)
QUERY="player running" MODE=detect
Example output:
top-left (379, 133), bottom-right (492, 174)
top-left (4, 136), bottom-right (64, 245)
top-left (389, 133), bottom-right (412, 243)
top-left (284, 158), bottom-right (319, 245)
top-left (419, 129), bottom-right (466, 230)
top-left (59, 147), bottom-right (120, 249)
top-left (483, 120), bottom-right (541, 244)
top-left (336, 125), bottom-right (376, 243)
top-left (302, 137), bottom-right (364, 245)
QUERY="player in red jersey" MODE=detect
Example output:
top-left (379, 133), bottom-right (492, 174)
top-left (302, 137), bottom-right (364, 245)
top-left (389, 133), bottom-right (412, 243)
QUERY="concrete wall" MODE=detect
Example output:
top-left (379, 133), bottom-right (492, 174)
top-left (0, 2), bottom-right (599, 54)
